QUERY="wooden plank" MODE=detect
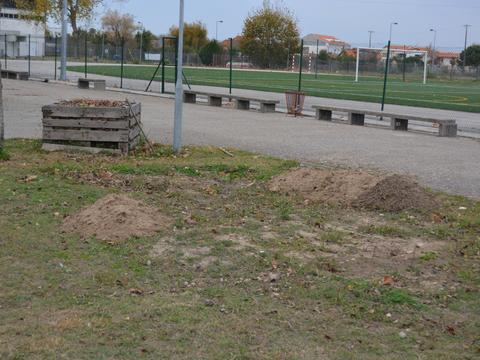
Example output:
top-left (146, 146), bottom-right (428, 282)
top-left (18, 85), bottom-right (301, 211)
top-left (184, 90), bottom-right (279, 104)
top-left (42, 102), bottom-right (141, 119)
top-left (43, 127), bottom-right (129, 142)
top-left (42, 118), bottom-right (129, 129)
top-left (42, 143), bottom-right (121, 155)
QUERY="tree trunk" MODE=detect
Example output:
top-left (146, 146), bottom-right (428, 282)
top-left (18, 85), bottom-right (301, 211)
top-left (0, 62), bottom-right (4, 149)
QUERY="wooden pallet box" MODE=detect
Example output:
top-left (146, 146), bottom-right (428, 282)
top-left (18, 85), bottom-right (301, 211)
top-left (41, 100), bottom-right (142, 154)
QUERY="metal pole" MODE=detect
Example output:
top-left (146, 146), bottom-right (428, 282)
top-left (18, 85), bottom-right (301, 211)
top-left (298, 39), bottom-right (304, 92)
top-left (402, 45), bottom-right (406, 82)
top-left (84, 33), bottom-right (87, 78)
top-left (423, 52), bottom-right (428, 85)
top-left (229, 37), bottom-right (233, 94)
top-left (54, 35), bottom-right (58, 80)
top-left (381, 40), bottom-right (392, 111)
top-left (174, 37), bottom-right (178, 85)
top-left (173, 0), bottom-right (185, 153)
top-left (315, 39), bottom-right (319, 79)
top-left (101, 33), bottom-right (105, 60)
top-left (368, 31), bottom-right (374, 48)
top-left (161, 37), bottom-right (165, 93)
top-left (120, 38), bottom-right (124, 88)
top-left (355, 47), bottom-right (360, 82)
top-left (4, 35), bottom-right (7, 70)
top-left (28, 35), bottom-right (31, 76)
top-left (60, 0), bottom-right (67, 81)
top-left (463, 25), bottom-right (471, 70)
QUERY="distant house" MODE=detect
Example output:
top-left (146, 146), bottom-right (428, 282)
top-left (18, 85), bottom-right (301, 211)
top-left (303, 34), bottom-right (350, 55)
top-left (220, 35), bottom-right (243, 50)
top-left (435, 51), bottom-right (459, 66)
top-left (0, 0), bottom-right (46, 57)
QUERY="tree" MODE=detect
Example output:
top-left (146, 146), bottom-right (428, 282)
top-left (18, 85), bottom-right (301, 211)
top-left (199, 40), bottom-right (222, 66)
top-left (318, 50), bottom-right (329, 62)
top-left (169, 21), bottom-right (208, 53)
top-left (102, 9), bottom-right (138, 44)
top-left (240, 0), bottom-right (300, 68)
top-left (460, 44), bottom-right (480, 78)
top-left (135, 30), bottom-right (157, 53)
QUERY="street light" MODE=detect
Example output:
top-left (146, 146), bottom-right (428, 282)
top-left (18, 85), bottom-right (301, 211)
top-left (430, 29), bottom-right (437, 66)
top-left (368, 30), bottom-right (375, 48)
top-left (216, 20), bottom-right (223, 41)
top-left (137, 21), bottom-right (144, 63)
top-left (60, 0), bottom-right (68, 81)
top-left (173, 0), bottom-right (185, 153)
top-left (389, 22), bottom-right (398, 42)
top-left (463, 24), bottom-right (472, 69)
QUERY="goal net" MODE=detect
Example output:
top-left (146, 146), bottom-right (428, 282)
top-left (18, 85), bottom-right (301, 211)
top-left (355, 47), bottom-right (428, 84)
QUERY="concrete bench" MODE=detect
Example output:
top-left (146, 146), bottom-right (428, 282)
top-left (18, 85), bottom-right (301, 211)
top-left (312, 105), bottom-right (457, 137)
top-left (183, 90), bottom-right (279, 113)
top-left (1, 69), bottom-right (29, 80)
top-left (78, 78), bottom-right (106, 91)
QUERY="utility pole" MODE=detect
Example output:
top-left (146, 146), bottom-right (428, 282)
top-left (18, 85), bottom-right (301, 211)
top-left (60, 0), bottom-right (68, 81)
top-left (173, 0), bottom-right (185, 153)
top-left (216, 20), bottom-right (223, 41)
top-left (368, 30), bottom-right (375, 48)
top-left (463, 24), bottom-right (471, 70)
top-left (430, 29), bottom-right (437, 66)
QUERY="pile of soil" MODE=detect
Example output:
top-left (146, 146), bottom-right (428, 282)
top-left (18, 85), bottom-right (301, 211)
top-left (58, 99), bottom-right (128, 108)
top-left (269, 168), bottom-right (437, 212)
top-left (61, 194), bottom-right (172, 242)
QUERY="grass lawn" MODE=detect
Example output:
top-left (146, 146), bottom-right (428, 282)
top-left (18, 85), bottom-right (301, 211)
top-left (68, 65), bottom-right (480, 113)
top-left (1, 140), bottom-right (479, 359)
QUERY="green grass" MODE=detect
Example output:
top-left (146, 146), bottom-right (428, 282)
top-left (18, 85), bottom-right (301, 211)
top-left (68, 64), bottom-right (480, 113)
top-left (1, 139), bottom-right (479, 359)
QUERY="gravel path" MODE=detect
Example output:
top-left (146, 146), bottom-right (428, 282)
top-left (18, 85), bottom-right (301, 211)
top-left (3, 79), bottom-right (480, 199)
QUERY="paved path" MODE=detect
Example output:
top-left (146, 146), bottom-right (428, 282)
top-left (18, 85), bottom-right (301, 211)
top-left (3, 79), bottom-right (480, 199)
top-left (4, 59), bottom-right (480, 136)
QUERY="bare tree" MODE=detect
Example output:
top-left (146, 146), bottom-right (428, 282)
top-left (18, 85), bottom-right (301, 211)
top-left (102, 9), bottom-right (138, 44)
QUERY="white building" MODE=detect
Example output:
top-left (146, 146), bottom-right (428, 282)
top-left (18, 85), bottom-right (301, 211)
top-left (0, 1), bottom-right (46, 57)
top-left (303, 34), bottom-right (350, 55)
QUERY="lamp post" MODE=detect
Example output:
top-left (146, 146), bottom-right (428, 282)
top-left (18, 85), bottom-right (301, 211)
top-left (215, 20), bottom-right (223, 41)
top-left (173, 0), bottom-right (185, 153)
top-left (389, 22), bottom-right (398, 42)
top-left (463, 24), bottom-right (472, 70)
top-left (368, 30), bottom-right (375, 48)
top-left (60, 0), bottom-right (68, 81)
top-left (138, 22), bottom-right (144, 63)
top-left (429, 29), bottom-right (437, 66)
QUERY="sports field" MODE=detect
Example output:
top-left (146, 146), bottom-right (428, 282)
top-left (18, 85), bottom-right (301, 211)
top-left (68, 65), bottom-right (480, 113)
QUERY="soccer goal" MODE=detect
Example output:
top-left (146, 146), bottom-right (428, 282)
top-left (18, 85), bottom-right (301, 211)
top-left (355, 47), bottom-right (429, 84)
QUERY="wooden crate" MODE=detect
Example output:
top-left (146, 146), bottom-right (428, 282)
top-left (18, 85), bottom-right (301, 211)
top-left (42, 101), bottom-right (142, 155)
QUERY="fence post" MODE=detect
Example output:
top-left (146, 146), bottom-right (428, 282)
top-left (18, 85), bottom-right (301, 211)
top-left (298, 39), bottom-right (304, 92)
top-left (54, 36), bottom-right (58, 80)
top-left (4, 35), bottom-right (7, 70)
top-left (315, 39), bottom-right (319, 79)
top-left (120, 38), bottom-right (125, 88)
top-left (229, 38), bottom-right (233, 94)
top-left (84, 33), bottom-right (88, 78)
top-left (28, 35), bottom-right (31, 76)
top-left (381, 40), bottom-right (392, 111)
top-left (161, 37), bottom-right (165, 93)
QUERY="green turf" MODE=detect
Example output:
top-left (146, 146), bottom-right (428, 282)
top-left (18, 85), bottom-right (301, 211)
top-left (68, 65), bottom-right (480, 113)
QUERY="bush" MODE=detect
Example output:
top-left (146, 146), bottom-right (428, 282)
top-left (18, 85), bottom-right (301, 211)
top-left (199, 40), bottom-right (222, 66)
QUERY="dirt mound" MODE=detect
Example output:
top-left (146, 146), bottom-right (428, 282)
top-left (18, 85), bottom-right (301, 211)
top-left (352, 175), bottom-right (438, 212)
top-left (269, 168), bottom-right (436, 212)
top-left (61, 194), bottom-right (172, 242)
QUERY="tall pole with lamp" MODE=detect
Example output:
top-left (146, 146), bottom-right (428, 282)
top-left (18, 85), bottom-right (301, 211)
top-left (137, 22), bottom-right (144, 63)
top-left (216, 20), bottom-right (223, 41)
top-left (173, 0), bottom-right (185, 153)
top-left (60, 0), bottom-right (68, 81)
top-left (368, 30), bottom-right (375, 48)
top-left (429, 28), bottom-right (437, 66)
top-left (463, 24), bottom-right (471, 70)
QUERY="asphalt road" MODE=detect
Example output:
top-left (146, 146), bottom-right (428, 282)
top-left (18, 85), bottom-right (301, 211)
top-left (3, 79), bottom-right (479, 199)
top-left (4, 59), bottom-right (480, 137)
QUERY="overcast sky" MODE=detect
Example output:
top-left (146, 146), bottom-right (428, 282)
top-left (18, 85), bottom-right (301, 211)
top-left (94, 0), bottom-right (479, 51)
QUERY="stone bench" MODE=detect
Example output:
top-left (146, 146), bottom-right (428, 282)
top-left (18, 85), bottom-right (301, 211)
top-left (1, 70), bottom-right (29, 80)
top-left (312, 105), bottom-right (457, 137)
top-left (78, 78), bottom-right (106, 91)
top-left (183, 90), bottom-right (279, 113)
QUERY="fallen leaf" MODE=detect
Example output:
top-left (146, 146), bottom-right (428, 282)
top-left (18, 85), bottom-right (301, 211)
top-left (19, 175), bottom-right (38, 183)
top-left (129, 288), bottom-right (144, 296)
top-left (446, 326), bottom-right (456, 336)
top-left (383, 276), bottom-right (395, 286)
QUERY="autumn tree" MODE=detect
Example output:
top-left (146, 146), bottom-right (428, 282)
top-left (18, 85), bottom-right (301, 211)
top-left (169, 21), bottom-right (208, 53)
top-left (101, 9), bottom-right (137, 44)
top-left (199, 40), bottom-right (222, 66)
top-left (135, 30), bottom-right (156, 53)
top-left (460, 44), bottom-right (480, 78)
top-left (240, 0), bottom-right (300, 68)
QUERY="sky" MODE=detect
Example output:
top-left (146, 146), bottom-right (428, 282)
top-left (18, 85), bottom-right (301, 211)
top-left (89, 0), bottom-right (480, 51)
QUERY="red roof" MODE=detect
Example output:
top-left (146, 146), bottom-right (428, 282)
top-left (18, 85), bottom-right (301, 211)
top-left (435, 51), bottom-right (459, 59)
